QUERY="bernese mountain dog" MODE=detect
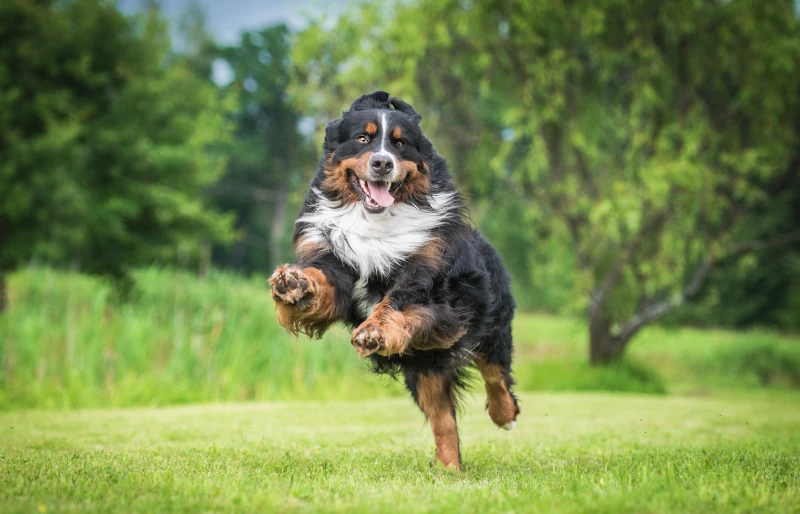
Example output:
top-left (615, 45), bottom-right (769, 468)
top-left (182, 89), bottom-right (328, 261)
top-left (269, 91), bottom-right (519, 471)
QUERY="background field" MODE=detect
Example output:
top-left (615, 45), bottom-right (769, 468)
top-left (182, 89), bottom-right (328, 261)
top-left (2, 267), bottom-right (800, 410)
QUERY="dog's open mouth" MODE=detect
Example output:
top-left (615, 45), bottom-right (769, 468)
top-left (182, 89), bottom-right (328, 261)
top-left (350, 172), bottom-right (401, 213)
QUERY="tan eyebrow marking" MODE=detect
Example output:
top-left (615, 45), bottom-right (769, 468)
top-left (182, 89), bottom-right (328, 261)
top-left (392, 127), bottom-right (402, 139)
top-left (365, 122), bottom-right (378, 135)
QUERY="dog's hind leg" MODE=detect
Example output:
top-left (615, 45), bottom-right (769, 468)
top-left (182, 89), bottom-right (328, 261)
top-left (405, 370), bottom-right (461, 471)
top-left (475, 356), bottom-right (519, 430)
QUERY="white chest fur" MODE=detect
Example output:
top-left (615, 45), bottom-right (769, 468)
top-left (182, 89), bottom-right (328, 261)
top-left (297, 191), bottom-right (455, 315)
top-left (350, 276), bottom-right (378, 317)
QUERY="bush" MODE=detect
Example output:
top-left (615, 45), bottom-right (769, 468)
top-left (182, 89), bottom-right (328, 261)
top-left (712, 340), bottom-right (800, 388)
top-left (516, 358), bottom-right (667, 395)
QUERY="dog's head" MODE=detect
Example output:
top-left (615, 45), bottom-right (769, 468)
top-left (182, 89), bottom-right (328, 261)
top-left (320, 91), bottom-right (435, 213)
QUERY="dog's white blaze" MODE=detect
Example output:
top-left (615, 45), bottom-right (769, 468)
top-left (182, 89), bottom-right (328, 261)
top-left (298, 190), bottom-right (457, 285)
top-left (373, 112), bottom-right (399, 182)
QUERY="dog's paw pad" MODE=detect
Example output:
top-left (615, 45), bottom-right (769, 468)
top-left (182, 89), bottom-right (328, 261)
top-left (269, 266), bottom-right (314, 305)
top-left (351, 323), bottom-right (385, 358)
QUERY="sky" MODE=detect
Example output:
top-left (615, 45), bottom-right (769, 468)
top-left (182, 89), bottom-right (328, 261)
top-left (118, 0), bottom-right (349, 86)
top-left (118, 0), bottom-right (348, 45)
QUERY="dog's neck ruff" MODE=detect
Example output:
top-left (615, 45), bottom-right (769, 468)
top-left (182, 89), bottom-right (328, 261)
top-left (298, 190), bottom-right (457, 278)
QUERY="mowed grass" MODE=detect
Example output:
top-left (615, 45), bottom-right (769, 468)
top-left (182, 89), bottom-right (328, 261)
top-left (2, 391), bottom-right (799, 513)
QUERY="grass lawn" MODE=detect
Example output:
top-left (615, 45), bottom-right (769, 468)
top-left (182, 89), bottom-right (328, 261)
top-left (2, 391), bottom-right (799, 513)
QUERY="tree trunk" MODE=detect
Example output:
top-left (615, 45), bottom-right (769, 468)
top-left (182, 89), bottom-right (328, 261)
top-left (589, 314), bottom-right (627, 365)
top-left (585, 231), bottom-right (800, 366)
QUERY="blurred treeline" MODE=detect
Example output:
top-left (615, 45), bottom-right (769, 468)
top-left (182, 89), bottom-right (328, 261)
top-left (1, 0), bottom-right (799, 343)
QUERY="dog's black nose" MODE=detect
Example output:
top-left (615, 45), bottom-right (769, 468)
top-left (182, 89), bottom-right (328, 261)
top-left (370, 155), bottom-right (394, 176)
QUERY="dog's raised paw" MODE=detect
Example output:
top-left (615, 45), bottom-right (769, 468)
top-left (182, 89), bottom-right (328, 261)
top-left (269, 266), bottom-right (314, 306)
top-left (351, 322), bottom-right (385, 358)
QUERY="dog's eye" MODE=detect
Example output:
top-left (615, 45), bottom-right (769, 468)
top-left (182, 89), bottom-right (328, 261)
top-left (396, 141), bottom-right (404, 147)
top-left (356, 135), bottom-right (369, 144)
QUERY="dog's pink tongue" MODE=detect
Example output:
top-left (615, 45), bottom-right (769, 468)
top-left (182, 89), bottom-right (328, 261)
top-left (367, 182), bottom-right (395, 207)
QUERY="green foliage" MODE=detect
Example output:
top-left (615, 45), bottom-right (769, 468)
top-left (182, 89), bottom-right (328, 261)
top-left (0, 267), bottom-right (396, 410)
top-left (291, 0), bottom-right (800, 351)
top-left (3, 268), bottom-right (799, 410)
top-left (3, 392), bottom-right (800, 513)
top-left (779, 256), bottom-right (800, 332)
top-left (669, 170), bottom-right (800, 331)
top-left (477, 196), bottom-right (576, 311)
top-left (710, 340), bottom-right (800, 388)
top-left (519, 358), bottom-right (667, 395)
top-left (513, 312), bottom-right (800, 392)
top-left (208, 25), bottom-right (314, 273)
top-left (0, 0), bottom-right (233, 279)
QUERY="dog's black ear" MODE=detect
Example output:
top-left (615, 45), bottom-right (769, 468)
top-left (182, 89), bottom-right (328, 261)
top-left (323, 119), bottom-right (342, 154)
top-left (348, 91), bottom-right (391, 111)
top-left (390, 97), bottom-right (422, 124)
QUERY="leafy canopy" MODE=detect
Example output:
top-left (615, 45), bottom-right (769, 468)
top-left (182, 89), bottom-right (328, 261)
top-left (0, 0), bottom-right (233, 277)
top-left (210, 25), bottom-right (313, 273)
top-left (291, 0), bottom-right (800, 354)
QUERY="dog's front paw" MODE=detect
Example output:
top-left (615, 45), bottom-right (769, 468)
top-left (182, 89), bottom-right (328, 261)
top-left (269, 265), bottom-right (315, 307)
top-left (352, 319), bottom-right (411, 358)
top-left (351, 322), bottom-right (385, 358)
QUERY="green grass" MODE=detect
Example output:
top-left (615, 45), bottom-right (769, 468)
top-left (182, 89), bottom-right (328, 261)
top-left (513, 313), bottom-right (800, 392)
top-left (2, 267), bottom-right (799, 409)
top-left (2, 391), bottom-right (799, 513)
top-left (3, 268), bottom-right (799, 511)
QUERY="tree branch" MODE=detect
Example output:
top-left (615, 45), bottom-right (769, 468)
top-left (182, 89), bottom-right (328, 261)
top-left (609, 229), bottom-right (800, 347)
top-left (612, 261), bottom-right (713, 346)
top-left (721, 230), bottom-right (800, 260)
top-left (589, 208), bottom-right (668, 316)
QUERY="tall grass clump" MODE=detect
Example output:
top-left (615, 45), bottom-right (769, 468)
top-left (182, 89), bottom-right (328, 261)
top-left (3, 268), bottom-right (800, 410)
top-left (0, 268), bottom-right (398, 409)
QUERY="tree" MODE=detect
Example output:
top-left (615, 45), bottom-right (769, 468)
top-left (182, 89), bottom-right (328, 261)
top-left (669, 167), bottom-right (800, 332)
top-left (291, 0), bottom-right (800, 363)
top-left (209, 25), bottom-right (313, 273)
top-left (0, 0), bottom-right (233, 309)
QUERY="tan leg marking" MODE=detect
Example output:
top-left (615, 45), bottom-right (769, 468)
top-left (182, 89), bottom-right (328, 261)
top-left (476, 358), bottom-right (519, 429)
top-left (415, 237), bottom-right (446, 271)
top-left (269, 265), bottom-right (336, 338)
top-left (351, 298), bottom-right (410, 358)
top-left (416, 373), bottom-right (460, 471)
top-left (351, 298), bottom-right (464, 358)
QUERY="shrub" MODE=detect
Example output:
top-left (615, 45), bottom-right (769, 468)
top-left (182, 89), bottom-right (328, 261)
top-left (516, 358), bottom-right (667, 395)
top-left (713, 340), bottom-right (800, 388)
